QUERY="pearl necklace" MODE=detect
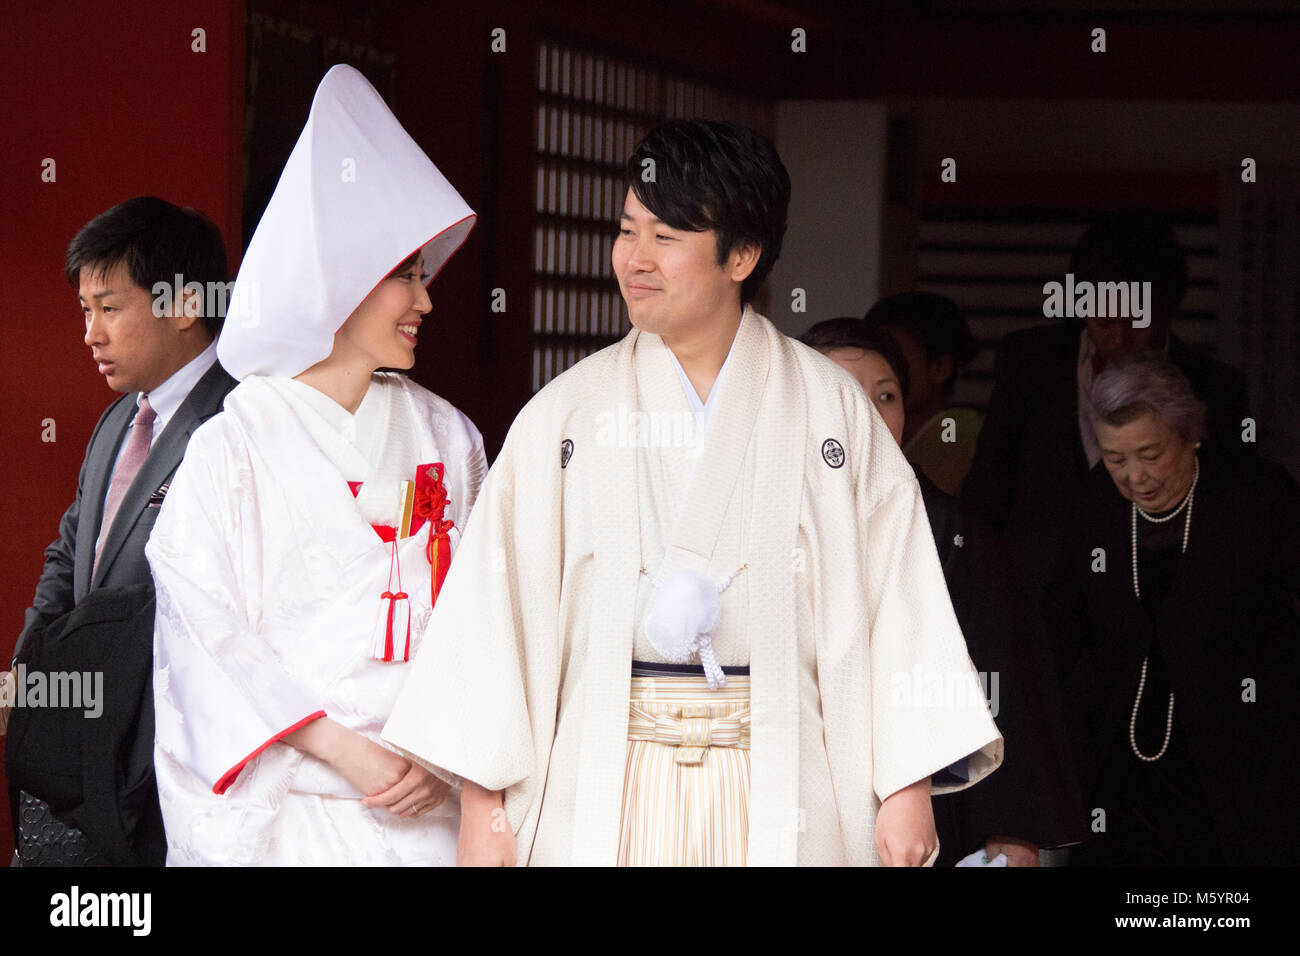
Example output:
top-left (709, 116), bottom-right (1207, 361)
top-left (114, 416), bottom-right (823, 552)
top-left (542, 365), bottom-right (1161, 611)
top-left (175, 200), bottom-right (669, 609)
top-left (1127, 456), bottom-right (1198, 762)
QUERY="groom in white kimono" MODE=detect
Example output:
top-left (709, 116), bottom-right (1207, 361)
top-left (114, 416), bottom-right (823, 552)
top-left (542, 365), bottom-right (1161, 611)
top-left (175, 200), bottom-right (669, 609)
top-left (385, 120), bottom-right (1002, 866)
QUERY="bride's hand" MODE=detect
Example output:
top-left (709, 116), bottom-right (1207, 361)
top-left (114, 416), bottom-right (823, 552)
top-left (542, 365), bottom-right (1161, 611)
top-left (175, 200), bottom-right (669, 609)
top-left (327, 729), bottom-right (413, 798)
top-left (361, 761), bottom-right (450, 817)
top-left (286, 717), bottom-right (424, 804)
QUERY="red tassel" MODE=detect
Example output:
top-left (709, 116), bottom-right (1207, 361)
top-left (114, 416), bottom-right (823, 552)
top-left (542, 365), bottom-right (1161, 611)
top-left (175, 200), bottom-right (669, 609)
top-left (427, 527), bottom-right (452, 606)
top-left (365, 465), bottom-right (456, 662)
top-left (383, 591), bottom-right (397, 660)
top-left (370, 538), bottom-right (412, 662)
top-left (369, 590), bottom-right (411, 663)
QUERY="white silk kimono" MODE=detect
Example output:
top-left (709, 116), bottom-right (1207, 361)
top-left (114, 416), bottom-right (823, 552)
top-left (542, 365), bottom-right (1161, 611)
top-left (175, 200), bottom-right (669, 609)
top-left (147, 372), bottom-right (486, 865)
top-left (384, 307), bottom-right (1003, 866)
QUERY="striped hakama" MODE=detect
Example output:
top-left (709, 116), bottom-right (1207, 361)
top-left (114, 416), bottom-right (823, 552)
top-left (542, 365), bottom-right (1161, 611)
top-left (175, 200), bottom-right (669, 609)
top-left (617, 674), bottom-right (751, 866)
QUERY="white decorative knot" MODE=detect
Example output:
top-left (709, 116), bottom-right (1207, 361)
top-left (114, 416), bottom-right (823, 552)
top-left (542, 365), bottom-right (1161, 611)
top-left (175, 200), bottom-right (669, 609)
top-left (643, 568), bottom-right (730, 688)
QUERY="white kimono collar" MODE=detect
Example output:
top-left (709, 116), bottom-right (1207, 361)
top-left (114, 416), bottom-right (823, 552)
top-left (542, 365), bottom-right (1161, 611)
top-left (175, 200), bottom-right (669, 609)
top-left (664, 307), bottom-right (744, 438)
top-left (260, 375), bottom-right (417, 528)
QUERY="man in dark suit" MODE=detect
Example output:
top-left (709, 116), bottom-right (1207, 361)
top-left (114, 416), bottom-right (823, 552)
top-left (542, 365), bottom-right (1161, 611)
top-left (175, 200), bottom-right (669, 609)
top-left (962, 211), bottom-right (1251, 614)
top-left (5, 196), bottom-right (237, 865)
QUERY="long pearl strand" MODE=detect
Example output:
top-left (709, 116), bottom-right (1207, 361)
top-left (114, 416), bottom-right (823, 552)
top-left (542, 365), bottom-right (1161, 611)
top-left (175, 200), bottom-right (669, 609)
top-left (1127, 457), bottom-right (1199, 762)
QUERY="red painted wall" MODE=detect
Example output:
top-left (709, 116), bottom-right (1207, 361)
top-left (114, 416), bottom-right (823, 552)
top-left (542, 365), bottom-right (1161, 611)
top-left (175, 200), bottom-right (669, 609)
top-left (0, 0), bottom-right (245, 859)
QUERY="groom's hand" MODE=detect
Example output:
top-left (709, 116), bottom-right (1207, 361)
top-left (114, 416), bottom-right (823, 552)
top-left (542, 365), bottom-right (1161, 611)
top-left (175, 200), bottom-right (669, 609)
top-left (458, 780), bottom-right (517, 866)
top-left (875, 776), bottom-right (938, 866)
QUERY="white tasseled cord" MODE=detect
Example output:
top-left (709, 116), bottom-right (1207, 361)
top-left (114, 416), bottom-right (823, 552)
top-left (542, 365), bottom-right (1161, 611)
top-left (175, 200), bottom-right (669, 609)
top-left (643, 563), bottom-right (747, 689)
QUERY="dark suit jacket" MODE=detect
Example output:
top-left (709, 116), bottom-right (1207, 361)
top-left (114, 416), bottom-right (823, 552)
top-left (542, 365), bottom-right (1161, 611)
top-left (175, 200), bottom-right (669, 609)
top-left (8, 585), bottom-right (160, 865)
top-left (917, 470), bottom-right (1086, 863)
top-left (17, 360), bottom-right (237, 658)
top-left (1044, 451), bottom-right (1300, 865)
top-left (961, 322), bottom-right (1251, 618)
top-left (9, 359), bottom-right (236, 862)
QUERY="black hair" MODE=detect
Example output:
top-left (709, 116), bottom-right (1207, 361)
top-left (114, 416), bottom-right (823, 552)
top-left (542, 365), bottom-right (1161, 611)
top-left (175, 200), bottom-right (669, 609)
top-left (625, 119), bottom-right (790, 305)
top-left (799, 317), bottom-right (910, 400)
top-left (387, 249), bottom-right (421, 278)
top-left (65, 196), bottom-right (230, 339)
top-left (862, 291), bottom-right (975, 395)
top-left (1068, 210), bottom-right (1188, 317)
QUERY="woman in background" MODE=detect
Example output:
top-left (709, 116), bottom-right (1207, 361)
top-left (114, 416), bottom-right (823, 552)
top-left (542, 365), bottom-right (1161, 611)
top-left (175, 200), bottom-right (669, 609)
top-left (862, 292), bottom-right (981, 496)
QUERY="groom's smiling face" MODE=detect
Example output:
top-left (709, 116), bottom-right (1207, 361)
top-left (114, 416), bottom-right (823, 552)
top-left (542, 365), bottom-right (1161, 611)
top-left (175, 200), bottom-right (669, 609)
top-left (612, 189), bottom-right (750, 340)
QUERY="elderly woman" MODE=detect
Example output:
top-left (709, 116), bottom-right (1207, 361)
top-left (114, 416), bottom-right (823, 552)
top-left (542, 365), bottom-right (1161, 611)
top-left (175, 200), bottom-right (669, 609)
top-left (1048, 351), bottom-right (1300, 865)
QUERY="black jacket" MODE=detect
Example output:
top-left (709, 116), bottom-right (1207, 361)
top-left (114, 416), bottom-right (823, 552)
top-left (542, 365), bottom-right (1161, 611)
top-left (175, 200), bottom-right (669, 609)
top-left (916, 470), bottom-right (1086, 862)
top-left (9, 359), bottom-right (236, 864)
top-left (1044, 451), bottom-right (1300, 865)
top-left (961, 323), bottom-right (1251, 610)
top-left (18, 360), bottom-right (238, 655)
top-left (6, 585), bottom-right (161, 865)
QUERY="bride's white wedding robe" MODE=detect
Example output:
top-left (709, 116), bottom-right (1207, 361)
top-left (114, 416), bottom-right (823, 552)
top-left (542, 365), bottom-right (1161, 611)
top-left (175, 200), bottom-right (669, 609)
top-left (147, 372), bottom-right (486, 865)
top-left (384, 307), bottom-right (1002, 866)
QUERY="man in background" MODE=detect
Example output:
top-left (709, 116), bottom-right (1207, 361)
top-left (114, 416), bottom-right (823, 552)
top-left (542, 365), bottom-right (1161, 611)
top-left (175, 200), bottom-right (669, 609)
top-left (5, 196), bottom-right (237, 865)
top-left (962, 211), bottom-right (1250, 611)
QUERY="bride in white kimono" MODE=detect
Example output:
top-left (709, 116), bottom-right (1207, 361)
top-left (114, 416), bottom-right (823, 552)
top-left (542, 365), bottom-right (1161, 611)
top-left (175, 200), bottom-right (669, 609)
top-left (145, 65), bottom-right (483, 865)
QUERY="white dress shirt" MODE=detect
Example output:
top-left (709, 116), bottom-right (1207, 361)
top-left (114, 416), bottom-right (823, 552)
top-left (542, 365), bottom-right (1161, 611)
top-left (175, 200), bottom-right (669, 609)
top-left (98, 339), bottom-right (219, 545)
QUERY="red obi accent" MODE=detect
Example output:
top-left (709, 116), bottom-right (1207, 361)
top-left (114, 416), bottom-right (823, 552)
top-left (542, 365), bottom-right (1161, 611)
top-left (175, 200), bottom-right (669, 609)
top-left (412, 463), bottom-right (455, 606)
top-left (411, 463), bottom-right (454, 538)
top-left (352, 465), bottom-right (457, 663)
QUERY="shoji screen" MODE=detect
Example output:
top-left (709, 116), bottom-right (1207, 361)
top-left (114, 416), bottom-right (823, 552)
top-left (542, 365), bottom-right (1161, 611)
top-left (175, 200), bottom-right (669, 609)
top-left (1219, 170), bottom-right (1300, 477)
top-left (915, 214), bottom-right (1220, 411)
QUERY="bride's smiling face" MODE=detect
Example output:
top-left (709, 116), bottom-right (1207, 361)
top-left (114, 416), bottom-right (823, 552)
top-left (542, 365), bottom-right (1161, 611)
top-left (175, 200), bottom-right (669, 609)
top-left (334, 252), bottom-right (432, 371)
